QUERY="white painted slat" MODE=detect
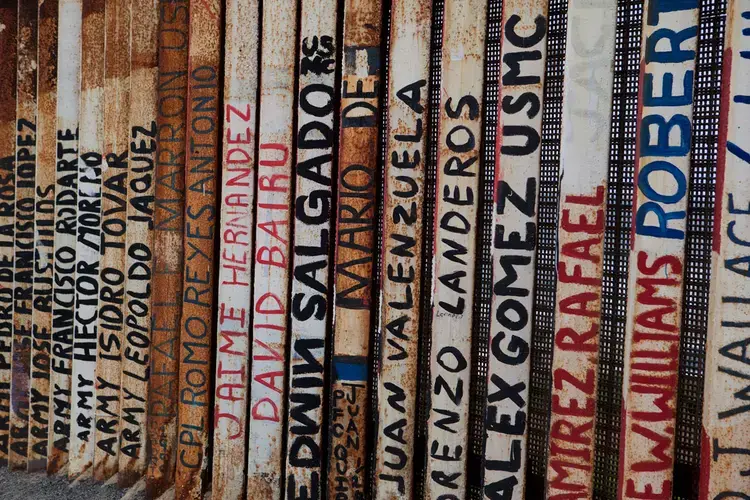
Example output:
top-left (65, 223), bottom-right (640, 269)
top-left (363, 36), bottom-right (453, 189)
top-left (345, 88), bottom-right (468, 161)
top-left (374, 0), bottom-right (431, 497)
top-left (619, 0), bottom-right (701, 496)
top-left (425, 0), bottom-right (487, 496)
top-left (545, 0), bottom-right (617, 497)
top-left (284, 0), bottom-right (337, 497)
top-left (69, 0), bottom-right (104, 481)
top-left (484, 0), bottom-right (549, 497)
top-left (211, 0), bottom-right (259, 498)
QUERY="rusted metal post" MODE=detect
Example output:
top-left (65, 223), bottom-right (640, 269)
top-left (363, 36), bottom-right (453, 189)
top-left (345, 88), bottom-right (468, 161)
top-left (424, 0), bottom-right (486, 496)
top-left (47, 0), bottom-right (81, 475)
top-left (0, 0), bottom-right (18, 469)
top-left (211, 0), bottom-right (259, 498)
top-left (146, 0), bottom-right (188, 495)
top-left (545, 0), bottom-right (617, 497)
top-left (484, 0), bottom-right (548, 497)
top-left (174, 1), bottom-right (221, 498)
top-left (10, 0), bottom-right (38, 472)
top-left (284, 0), bottom-right (337, 497)
top-left (328, 0), bottom-right (383, 497)
top-left (700, 2), bottom-right (750, 497)
top-left (374, 0), bottom-right (430, 498)
top-left (28, 0), bottom-right (58, 473)
top-left (618, 0), bottom-right (700, 497)
top-left (69, 0), bottom-right (104, 481)
top-left (93, 0), bottom-right (131, 480)
top-left (118, 0), bottom-right (158, 487)
top-left (246, 0), bottom-right (297, 496)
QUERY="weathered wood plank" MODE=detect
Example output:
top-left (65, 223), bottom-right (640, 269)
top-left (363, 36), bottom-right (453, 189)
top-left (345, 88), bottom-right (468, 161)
top-left (69, 0), bottom-right (105, 480)
top-left (28, 0), bottom-right (59, 472)
top-left (0, 0), bottom-right (18, 469)
top-left (47, 0), bottom-right (81, 475)
top-left (10, 0), bottom-right (38, 471)
top-left (700, 3), bottom-right (750, 497)
top-left (246, 0), bottom-right (298, 496)
top-left (146, 0), bottom-right (188, 495)
top-left (118, 0), bottom-right (158, 487)
top-left (327, 0), bottom-right (383, 496)
top-left (174, 0), bottom-right (221, 497)
top-left (93, 0), bottom-right (131, 480)
top-left (211, 0), bottom-right (259, 498)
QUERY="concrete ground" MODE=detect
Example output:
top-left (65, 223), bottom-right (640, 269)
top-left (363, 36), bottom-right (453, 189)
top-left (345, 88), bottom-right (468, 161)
top-left (0, 467), bottom-right (147, 500)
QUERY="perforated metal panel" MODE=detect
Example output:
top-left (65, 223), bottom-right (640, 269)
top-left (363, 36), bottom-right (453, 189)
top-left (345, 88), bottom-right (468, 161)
top-left (368, 2), bottom-right (390, 493)
top-left (594, 0), bottom-right (642, 498)
top-left (525, 0), bottom-right (567, 496)
top-left (414, 1), bottom-right (443, 497)
top-left (468, 0), bottom-right (502, 497)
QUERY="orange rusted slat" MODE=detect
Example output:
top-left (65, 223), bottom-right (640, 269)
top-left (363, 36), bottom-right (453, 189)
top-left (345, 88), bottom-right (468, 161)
top-left (485, 0), bottom-right (548, 497)
top-left (424, 0), bottom-right (486, 496)
top-left (146, 0), bottom-right (188, 495)
top-left (47, 0), bottom-right (81, 475)
top-left (283, 0), bottom-right (337, 497)
top-left (28, 0), bottom-right (58, 472)
top-left (93, 0), bottom-right (131, 480)
top-left (618, 0), bottom-right (700, 497)
top-left (545, 0), bottom-right (617, 497)
top-left (10, 0), bottom-right (38, 472)
top-left (246, 0), bottom-right (297, 496)
top-left (700, 1), bottom-right (750, 498)
top-left (0, 0), bottom-right (18, 469)
top-left (211, 0), bottom-right (259, 498)
top-left (373, 0), bottom-right (431, 498)
top-left (118, 0), bottom-right (158, 487)
top-left (328, 0), bottom-right (383, 497)
top-left (69, 0), bottom-right (105, 481)
top-left (174, 0), bottom-right (221, 498)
